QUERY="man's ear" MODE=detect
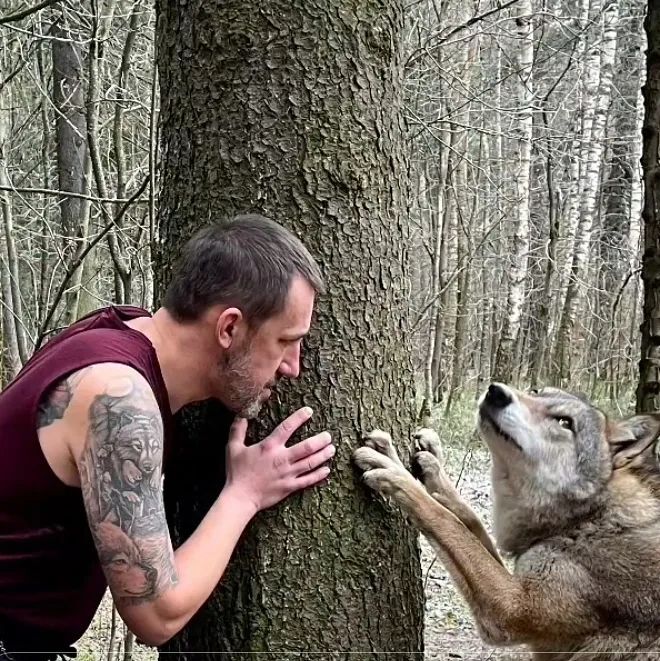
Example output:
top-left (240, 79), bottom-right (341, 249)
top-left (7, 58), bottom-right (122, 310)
top-left (609, 414), bottom-right (660, 469)
top-left (215, 307), bottom-right (244, 350)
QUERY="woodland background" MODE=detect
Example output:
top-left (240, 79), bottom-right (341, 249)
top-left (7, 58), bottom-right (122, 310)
top-left (0, 0), bottom-right (653, 658)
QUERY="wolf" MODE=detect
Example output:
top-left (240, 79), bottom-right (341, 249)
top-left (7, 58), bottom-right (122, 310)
top-left (354, 383), bottom-right (660, 660)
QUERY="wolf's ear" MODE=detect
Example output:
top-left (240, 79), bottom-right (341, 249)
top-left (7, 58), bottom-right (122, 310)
top-left (609, 414), bottom-right (660, 469)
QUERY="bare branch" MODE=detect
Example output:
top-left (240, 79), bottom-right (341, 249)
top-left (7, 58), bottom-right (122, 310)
top-left (0, 184), bottom-right (148, 204)
top-left (0, 0), bottom-right (60, 26)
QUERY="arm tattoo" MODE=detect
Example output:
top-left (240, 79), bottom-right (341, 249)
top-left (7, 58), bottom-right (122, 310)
top-left (37, 367), bottom-right (93, 428)
top-left (80, 376), bottom-right (178, 606)
top-left (37, 381), bottom-right (73, 427)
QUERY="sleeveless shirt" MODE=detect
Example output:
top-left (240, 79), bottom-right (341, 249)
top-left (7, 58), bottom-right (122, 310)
top-left (0, 306), bottom-right (173, 646)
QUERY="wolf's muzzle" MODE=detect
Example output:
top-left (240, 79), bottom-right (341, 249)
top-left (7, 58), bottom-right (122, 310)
top-left (484, 383), bottom-right (512, 409)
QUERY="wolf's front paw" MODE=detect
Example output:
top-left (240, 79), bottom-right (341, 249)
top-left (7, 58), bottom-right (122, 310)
top-left (354, 430), bottom-right (409, 498)
top-left (354, 445), bottom-right (399, 472)
top-left (413, 427), bottom-right (443, 464)
top-left (362, 428), bottom-right (405, 467)
top-left (362, 467), bottom-right (408, 498)
top-left (412, 430), bottom-right (453, 497)
top-left (414, 450), bottom-right (442, 478)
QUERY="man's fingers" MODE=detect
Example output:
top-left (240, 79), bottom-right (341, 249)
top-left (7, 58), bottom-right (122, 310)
top-left (228, 417), bottom-right (249, 446)
top-left (292, 465), bottom-right (331, 491)
top-left (268, 406), bottom-right (313, 445)
top-left (291, 441), bottom-right (335, 476)
top-left (287, 431), bottom-right (332, 464)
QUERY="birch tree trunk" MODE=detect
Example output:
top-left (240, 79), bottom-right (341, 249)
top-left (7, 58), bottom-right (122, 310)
top-left (493, 0), bottom-right (534, 382)
top-left (553, 0), bottom-right (619, 385)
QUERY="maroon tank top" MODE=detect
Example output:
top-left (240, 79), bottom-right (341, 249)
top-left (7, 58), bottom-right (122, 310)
top-left (0, 306), bottom-right (174, 646)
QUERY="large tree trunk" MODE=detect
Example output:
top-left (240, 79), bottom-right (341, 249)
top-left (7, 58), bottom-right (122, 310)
top-left (637, 0), bottom-right (660, 413)
top-left (155, 1), bottom-right (424, 659)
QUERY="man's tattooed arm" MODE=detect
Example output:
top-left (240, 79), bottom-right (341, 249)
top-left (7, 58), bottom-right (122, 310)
top-left (78, 371), bottom-right (178, 607)
top-left (62, 363), bottom-right (261, 644)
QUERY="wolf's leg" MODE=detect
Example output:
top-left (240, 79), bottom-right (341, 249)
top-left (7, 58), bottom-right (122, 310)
top-left (413, 428), bottom-right (503, 565)
top-left (354, 433), bottom-right (594, 648)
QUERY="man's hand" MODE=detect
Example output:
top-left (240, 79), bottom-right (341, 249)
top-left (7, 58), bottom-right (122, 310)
top-left (225, 407), bottom-right (334, 512)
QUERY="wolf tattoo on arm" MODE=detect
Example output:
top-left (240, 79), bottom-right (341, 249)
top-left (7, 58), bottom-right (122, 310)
top-left (78, 375), bottom-right (178, 606)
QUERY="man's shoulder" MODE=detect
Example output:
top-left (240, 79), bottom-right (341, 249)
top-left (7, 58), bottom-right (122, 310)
top-left (66, 363), bottom-right (159, 409)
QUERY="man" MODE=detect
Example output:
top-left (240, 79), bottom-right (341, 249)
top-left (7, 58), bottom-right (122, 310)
top-left (0, 214), bottom-right (335, 659)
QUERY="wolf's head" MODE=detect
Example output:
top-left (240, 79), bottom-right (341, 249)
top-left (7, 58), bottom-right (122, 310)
top-left (477, 383), bottom-right (660, 552)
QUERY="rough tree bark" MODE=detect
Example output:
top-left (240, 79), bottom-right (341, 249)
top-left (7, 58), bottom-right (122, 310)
top-left (637, 0), bottom-right (660, 413)
top-left (155, 1), bottom-right (424, 659)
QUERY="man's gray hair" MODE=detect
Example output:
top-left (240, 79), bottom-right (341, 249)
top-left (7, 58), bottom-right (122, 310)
top-left (163, 214), bottom-right (324, 324)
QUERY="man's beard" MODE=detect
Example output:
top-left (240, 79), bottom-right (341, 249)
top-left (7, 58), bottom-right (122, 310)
top-left (219, 347), bottom-right (270, 419)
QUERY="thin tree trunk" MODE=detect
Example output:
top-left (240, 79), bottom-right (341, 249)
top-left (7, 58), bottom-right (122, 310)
top-left (547, 0), bottom-right (590, 381)
top-left (52, 12), bottom-right (93, 324)
top-left (122, 628), bottom-right (134, 661)
top-left (0, 79), bottom-right (28, 368)
top-left (493, 0), bottom-right (533, 382)
top-left (476, 120), bottom-right (492, 398)
top-left (445, 33), bottom-right (479, 411)
top-left (529, 101), bottom-right (560, 387)
top-left (553, 0), bottom-right (618, 386)
top-left (420, 160), bottom-right (443, 424)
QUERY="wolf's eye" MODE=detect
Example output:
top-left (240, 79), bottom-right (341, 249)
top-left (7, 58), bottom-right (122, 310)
top-left (530, 388), bottom-right (539, 395)
top-left (555, 416), bottom-right (574, 432)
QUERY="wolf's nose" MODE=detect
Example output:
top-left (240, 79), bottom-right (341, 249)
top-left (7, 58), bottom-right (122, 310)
top-left (485, 383), bottom-right (512, 409)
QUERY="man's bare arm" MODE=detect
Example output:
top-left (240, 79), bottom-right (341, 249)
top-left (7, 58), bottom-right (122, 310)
top-left (40, 363), bottom-right (333, 645)
top-left (78, 374), bottom-right (178, 606)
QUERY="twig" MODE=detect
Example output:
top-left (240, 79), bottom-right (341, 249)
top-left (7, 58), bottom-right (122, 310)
top-left (0, 0), bottom-right (59, 25)
top-left (0, 184), bottom-right (148, 204)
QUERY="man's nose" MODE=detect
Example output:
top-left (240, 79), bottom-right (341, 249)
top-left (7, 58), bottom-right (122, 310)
top-left (279, 345), bottom-right (301, 379)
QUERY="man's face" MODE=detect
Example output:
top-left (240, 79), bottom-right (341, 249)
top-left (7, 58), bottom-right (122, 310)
top-left (217, 276), bottom-right (316, 418)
